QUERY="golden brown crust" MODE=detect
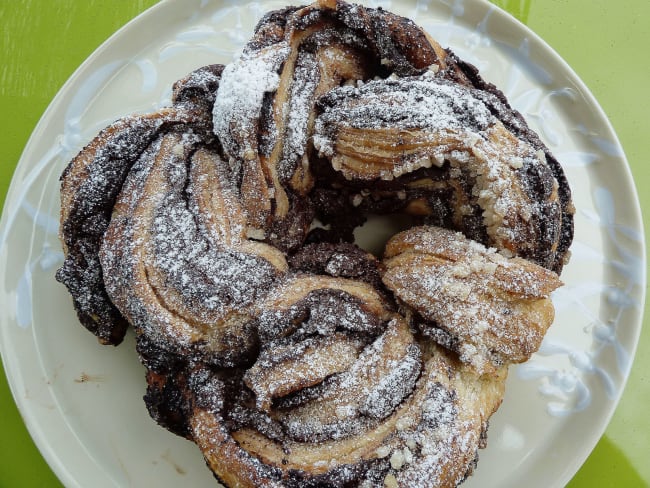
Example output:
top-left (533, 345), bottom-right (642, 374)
top-left (383, 226), bottom-right (562, 375)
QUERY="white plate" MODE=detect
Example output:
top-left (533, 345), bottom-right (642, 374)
top-left (0, 1), bottom-right (645, 487)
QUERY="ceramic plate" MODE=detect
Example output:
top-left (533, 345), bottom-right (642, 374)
top-left (0, 1), bottom-right (645, 487)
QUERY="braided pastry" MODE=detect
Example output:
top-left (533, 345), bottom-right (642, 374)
top-left (56, 1), bottom-right (573, 486)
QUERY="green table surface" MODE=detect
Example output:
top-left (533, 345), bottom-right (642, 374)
top-left (1, 1), bottom-right (648, 487)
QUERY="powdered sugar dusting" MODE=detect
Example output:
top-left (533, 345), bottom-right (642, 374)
top-left (316, 73), bottom-right (494, 136)
top-left (213, 43), bottom-right (290, 158)
top-left (312, 73), bottom-right (496, 179)
top-left (383, 226), bottom-right (562, 374)
top-left (99, 131), bottom-right (281, 364)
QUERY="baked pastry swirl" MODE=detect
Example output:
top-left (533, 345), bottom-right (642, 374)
top-left (55, 1), bottom-right (573, 486)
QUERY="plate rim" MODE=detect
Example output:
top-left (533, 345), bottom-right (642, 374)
top-left (476, 0), bottom-right (647, 484)
top-left (0, 0), bottom-right (646, 487)
top-left (0, 3), bottom-right (173, 487)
